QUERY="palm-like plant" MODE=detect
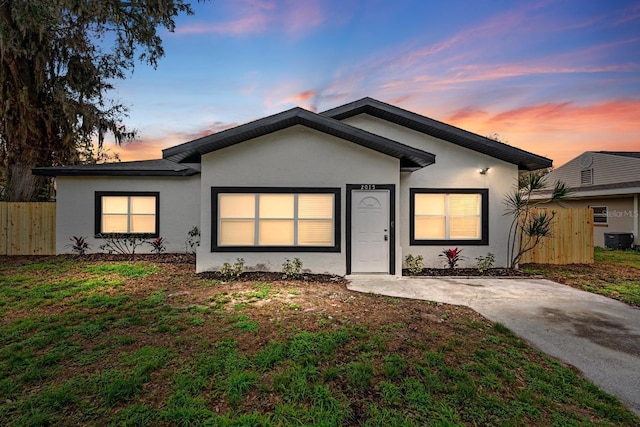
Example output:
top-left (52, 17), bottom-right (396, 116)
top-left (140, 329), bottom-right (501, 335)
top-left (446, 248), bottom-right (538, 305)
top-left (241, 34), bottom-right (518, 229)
top-left (504, 172), bottom-right (570, 268)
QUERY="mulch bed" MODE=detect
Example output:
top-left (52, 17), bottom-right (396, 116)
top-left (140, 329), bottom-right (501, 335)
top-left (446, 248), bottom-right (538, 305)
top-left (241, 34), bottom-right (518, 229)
top-left (1, 253), bottom-right (531, 279)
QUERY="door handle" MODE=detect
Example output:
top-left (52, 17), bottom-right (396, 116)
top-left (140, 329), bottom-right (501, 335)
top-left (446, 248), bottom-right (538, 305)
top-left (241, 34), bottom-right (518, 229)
top-left (384, 235), bottom-right (388, 241)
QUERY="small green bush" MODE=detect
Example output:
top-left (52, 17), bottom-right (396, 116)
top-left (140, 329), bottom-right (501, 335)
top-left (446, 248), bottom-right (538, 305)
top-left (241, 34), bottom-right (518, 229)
top-left (282, 258), bottom-right (303, 279)
top-left (220, 258), bottom-right (245, 280)
top-left (476, 253), bottom-right (495, 272)
top-left (404, 254), bottom-right (424, 275)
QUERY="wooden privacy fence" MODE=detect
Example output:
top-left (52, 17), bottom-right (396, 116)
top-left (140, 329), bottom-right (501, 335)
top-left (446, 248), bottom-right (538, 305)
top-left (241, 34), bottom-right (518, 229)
top-left (520, 207), bottom-right (594, 265)
top-left (0, 202), bottom-right (56, 255)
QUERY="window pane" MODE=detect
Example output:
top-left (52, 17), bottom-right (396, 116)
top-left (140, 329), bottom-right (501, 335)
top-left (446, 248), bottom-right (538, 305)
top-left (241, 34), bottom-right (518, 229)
top-left (450, 217), bottom-right (480, 239)
top-left (220, 194), bottom-right (255, 218)
top-left (102, 196), bottom-right (128, 214)
top-left (299, 194), bottom-right (333, 219)
top-left (415, 217), bottom-right (445, 239)
top-left (258, 220), bottom-right (294, 245)
top-left (591, 206), bottom-right (607, 223)
top-left (220, 220), bottom-right (255, 245)
top-left (449, 194), bottom-right (480, 215)
top-left (131, 215), bottom-right (156, 233)
top-left (103, 215), bottom-right (128, 233)
top-left (415, 194), bottom-right (445, 215)
top-left (259, 194), bottom-right (294, 218)
top-left (299, 220), bottom-right (333, 245)
top-left (131, 197), bottom-right (156, 215)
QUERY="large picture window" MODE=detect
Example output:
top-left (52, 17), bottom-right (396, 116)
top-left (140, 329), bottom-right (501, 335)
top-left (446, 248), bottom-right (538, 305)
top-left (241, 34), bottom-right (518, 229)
top-left (95, 192), bottom-right (159, 237)
top-left (212, 187), bottom-right (341, 252)
top-left (410, 189), bottom-right (488, 245)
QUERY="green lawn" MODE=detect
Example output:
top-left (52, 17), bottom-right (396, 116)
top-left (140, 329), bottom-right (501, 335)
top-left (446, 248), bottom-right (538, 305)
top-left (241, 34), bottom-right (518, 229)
top-left (523, 247), bottom-right (640, 306)
top-left (0, 257), bottom-right (638, 426)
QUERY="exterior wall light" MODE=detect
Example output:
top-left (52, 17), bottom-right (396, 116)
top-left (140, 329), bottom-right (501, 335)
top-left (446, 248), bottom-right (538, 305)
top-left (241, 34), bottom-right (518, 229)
top-left (479, 167), bottom-right (490, 175)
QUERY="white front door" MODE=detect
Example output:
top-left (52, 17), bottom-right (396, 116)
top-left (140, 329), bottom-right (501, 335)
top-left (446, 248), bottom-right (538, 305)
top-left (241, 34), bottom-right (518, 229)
top-left (351, 190), bottom-right (390, 273)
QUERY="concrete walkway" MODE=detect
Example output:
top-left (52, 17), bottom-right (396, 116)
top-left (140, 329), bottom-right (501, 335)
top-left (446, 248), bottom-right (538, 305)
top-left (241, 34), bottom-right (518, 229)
top-left (347, 275), bottom-right (640, 416)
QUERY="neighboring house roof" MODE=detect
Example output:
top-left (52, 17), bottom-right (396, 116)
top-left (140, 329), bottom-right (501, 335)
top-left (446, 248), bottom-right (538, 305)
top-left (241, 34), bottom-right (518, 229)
top-left (162, 107), bottom-right (436, 171)
top-left (595, 151), bottom-right (640, 159)
top-left (534, 180), bottom-right (640, 199)
top-left (32, 159), bottom-right (199, 177)
top-left (321, 97), bottom-right (553, 171)
top-left (534, 151), bottom-right (640, 199)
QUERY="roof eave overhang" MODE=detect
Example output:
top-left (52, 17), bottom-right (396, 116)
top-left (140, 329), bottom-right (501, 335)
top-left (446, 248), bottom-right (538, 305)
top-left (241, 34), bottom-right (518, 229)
top-left (31, 168), bottom-right (200, 177)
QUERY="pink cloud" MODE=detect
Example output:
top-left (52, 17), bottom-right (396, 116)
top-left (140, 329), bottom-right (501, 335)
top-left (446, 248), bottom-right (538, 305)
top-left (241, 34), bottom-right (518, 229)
top-left (176, 0), bottom-right (325, 36)
top-left (113, 121), bottom-right (238, 162)
top-left (445, 99), bottom-right (640, 166)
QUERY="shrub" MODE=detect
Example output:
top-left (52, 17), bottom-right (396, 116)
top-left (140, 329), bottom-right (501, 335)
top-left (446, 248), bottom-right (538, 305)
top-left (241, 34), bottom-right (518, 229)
top-left (476, 253), bottom-right (495, 272)
top-left (67, 236), bottom-right (90, 255)
top-left (439, 248), bottom-right (464, 269)
top-left (98, 233), bottom-right (149, 256)
top-left (148, 237), bottom-right (167, 254)
top-left (282, 258), bottom-right (303, 279)
top-left (220, 258), bottom-right (245, 280)
top-left (404, 254), bottom-right (424, 275)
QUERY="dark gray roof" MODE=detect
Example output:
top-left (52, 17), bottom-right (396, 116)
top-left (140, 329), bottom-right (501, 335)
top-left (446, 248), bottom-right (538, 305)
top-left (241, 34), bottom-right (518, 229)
top-left (32, 159), bottom-right (199, 177)
top-left (596, 151), bottom-right (640, 159)
top-left (321, 97), bottom-right (553, 171)
top-left (163, 107), bottom-right (435, 171)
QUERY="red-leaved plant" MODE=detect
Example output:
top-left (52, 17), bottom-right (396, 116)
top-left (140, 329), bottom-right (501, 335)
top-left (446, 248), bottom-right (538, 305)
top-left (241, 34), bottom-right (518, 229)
top-left (149, 237), bottom-right (167, 254)
top-left (439, 248), bottom-right (464, 269)
top-left (67, 236), bottom-right (89, 255)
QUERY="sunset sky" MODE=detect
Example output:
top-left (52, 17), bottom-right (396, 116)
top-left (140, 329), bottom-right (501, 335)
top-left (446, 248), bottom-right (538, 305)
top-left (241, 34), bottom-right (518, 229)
top-left (110, 0), bottom-right (640, 168)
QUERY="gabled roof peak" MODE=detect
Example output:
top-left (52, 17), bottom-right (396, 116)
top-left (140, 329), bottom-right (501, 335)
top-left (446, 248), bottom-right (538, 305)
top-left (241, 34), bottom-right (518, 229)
top-left (321, 97), bottom-right (552, 171)
top-left (162, 105), bottom-right (435, 171)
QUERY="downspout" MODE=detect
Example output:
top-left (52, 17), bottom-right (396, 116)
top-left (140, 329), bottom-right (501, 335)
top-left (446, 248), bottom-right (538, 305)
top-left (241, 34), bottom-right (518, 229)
top-left (635, 194), bottom-right (639, 248)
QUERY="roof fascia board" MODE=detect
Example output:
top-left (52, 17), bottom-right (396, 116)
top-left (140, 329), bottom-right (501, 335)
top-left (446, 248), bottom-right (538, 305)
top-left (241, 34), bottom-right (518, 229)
top-left (32, 168), bottom-right (200, 177)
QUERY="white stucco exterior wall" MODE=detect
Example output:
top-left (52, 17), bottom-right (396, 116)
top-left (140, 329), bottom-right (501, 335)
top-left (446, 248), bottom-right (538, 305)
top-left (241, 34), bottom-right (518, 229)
top-left (198, 125), bottom-right (400, 275)
top-left (342, 114), bottom-right (519, 268)
top-left (55, 175), bottom-right (200, 254)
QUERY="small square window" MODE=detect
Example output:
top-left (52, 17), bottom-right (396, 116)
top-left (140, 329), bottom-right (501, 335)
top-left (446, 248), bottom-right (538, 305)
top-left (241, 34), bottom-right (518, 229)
top-left (590, 206), bottom-right (608, 224)
top-left (95, 192), bottom-right (159, 237)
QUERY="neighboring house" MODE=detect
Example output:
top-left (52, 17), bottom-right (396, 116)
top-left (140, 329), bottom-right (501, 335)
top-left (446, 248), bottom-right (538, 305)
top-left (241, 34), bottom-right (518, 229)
top-left (33, 98), bottom-right (551, 275)
top-left (541, 151), bottom-right (640, 248)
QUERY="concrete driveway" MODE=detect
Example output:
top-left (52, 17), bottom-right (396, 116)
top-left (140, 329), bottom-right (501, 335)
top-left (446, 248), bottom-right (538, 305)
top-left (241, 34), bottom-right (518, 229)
top-left (347, 275), bottom-right (640, 416)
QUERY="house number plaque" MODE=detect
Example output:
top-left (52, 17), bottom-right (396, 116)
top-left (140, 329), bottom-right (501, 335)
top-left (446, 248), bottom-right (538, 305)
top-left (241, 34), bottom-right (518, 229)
top-left (360, 184), bottom-right (376, 190)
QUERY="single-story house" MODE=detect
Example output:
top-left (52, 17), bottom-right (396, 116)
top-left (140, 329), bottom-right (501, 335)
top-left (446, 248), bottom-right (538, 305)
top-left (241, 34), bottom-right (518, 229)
top-left (33, 97), bottom-right (552, 275)
top-left (541, 151), bottom-right (640, 248)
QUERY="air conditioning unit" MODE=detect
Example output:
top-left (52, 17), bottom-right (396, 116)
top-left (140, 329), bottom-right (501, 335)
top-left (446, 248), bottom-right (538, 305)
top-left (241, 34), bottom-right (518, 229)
top-left (604, 233), bottom-right (634, 250)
